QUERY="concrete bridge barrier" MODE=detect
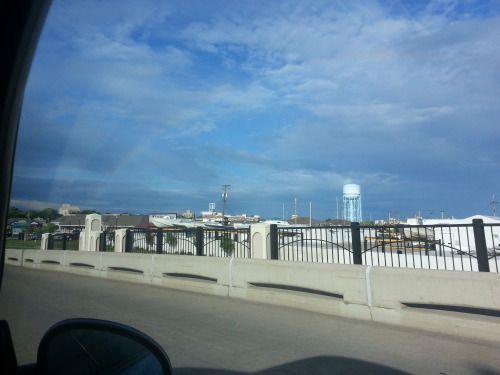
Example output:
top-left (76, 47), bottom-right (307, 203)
top-left (4, 249), bottom-right (500, 342)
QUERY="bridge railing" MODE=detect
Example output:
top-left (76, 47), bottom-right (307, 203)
top-left (124, 227), bottom-right (251, 258)
top-left (272, 219), bottom-right (500, 272)
top-left (38, 215), bottom-right (500, 272)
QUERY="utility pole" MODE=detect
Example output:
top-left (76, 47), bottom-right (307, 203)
top-left (294, 198), bottom-right (298, 224)
top-left (491, 194), bottom-right (498, 217)
top-left (221, 185), bottom-right (230, 225)
top-left (309, 201), bottom-right (312, 226)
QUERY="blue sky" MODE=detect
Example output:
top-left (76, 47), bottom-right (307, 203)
top-left (11, 0), bottom-right (500, 221)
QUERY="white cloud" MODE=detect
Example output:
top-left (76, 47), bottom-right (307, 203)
top-left (14, 0), bottom-right (500, 218)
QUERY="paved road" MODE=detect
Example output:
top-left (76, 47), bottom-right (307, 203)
top-left (1, 265), bottom-right (499, 374)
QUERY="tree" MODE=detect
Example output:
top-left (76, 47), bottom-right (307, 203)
top-left (8, 206), bottom-right (26, 219)
top-left (23, 226), bottom-right (35, 235)
top-left (8, 207), bottom-right (60, 221)
top-left (360, 220), bottom-right (375, 226)
top-left (77, 209), bottom-right (101, 215)
top-left (145, 231), bottom-right (155, 251)
top-left (165, 232), bottom-right (177, 249)
top-left (43, 223), bottom-right (58, 233)
top-left (220, 236), bottom-right (235, 256)
top-left (38, 208), bottom-right (59, 221)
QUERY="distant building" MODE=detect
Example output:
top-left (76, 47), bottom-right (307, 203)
top-left (180, 210), bottom-right (195, 219)
top-left (102, 214), bottom-right (149, 229)
top-left (59, 204), bottom-right (80, 216)
top-left (406, 215), bottom-right (500, 250)
top-left (54, 214), bottom-right (150, 231)
top-left (10, 221), bottom-right (32, 237)
top-left (200, 211), bottom-right (260, 223)
top-left (407, 215), bottom-right (499, 226)
top-left (149, 212), bottom-right (176, 220)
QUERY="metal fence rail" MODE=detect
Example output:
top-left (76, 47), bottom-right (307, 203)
top-left (272, 225), bottom-right (356, 263)
top-left (46, 233), bottom-right (79, 251)
top-left (44, 219), bottom-right (499, 272)
top-left (125, 227), bottom-right (251, 258)
top-left (273, 219), bottom-right (500, 272)
top-left (98, 231), bottom-right (115, 252)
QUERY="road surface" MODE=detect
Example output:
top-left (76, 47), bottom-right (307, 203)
top-left (1, 265), bottom-right (499, 374)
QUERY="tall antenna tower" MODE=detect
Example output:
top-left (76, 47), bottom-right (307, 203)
top-left (491, 194), bottom-right (498, 217)
top-left (342, 184), bottom-right (362, 222)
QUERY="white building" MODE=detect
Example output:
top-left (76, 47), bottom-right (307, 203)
top-left (407, 215), bottom-right (500, 251)
top-left (59, 204), bottom-right (80, 216)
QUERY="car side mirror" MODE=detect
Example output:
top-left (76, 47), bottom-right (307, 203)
top-left (36, 318), bottom-right (172, 375)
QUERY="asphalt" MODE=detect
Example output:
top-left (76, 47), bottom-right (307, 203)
top-left (1, 265), bottom-right (499, 374)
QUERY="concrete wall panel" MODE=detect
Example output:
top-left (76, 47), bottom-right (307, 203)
top-left (4, 249), bottom-right (23, 266)
top-left (369, 266), bottom-right (500, 310)
top-left (151, 255), bottom-right (230, 296)
top-left (4, 250), bottom-right (500, 341)
top-left (60, 251), bottom-right (101, 278)
top-left (99, 253), bottom-right (154, 284)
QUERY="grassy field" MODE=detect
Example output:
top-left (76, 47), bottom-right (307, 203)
top-left (6, 239), bottom-right (79, 250)
top-left (6, 239), bottom-right (41, 249)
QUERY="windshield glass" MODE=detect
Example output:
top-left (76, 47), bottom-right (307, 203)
top-left (4, 0), bottom-right (500, 373)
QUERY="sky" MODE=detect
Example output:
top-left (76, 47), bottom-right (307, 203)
top-left (11, 0), bottom-right (500, 221)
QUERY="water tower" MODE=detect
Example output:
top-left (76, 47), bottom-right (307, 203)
top-left (343, 184), bottom-right (362, 222)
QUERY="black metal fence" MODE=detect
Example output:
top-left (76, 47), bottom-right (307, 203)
top-left (46, 231), bottom-right (112, 251)
top-left (98, 231), bottom-right (115, 252)
top-left (46, 233), bottom-right (79, 250)
top-left (124, 227), bottom-right (251, 258)
top-left (45, 219), bottom-right (500, 272)
top-left (272, 219), bottom-right (500, 273)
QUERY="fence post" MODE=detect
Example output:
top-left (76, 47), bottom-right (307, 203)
top-left (99, 231), bottom-right (106, 252)
top-left (270, 224), bottom-right (278, 260)
top-left (195, 227), bottom-right (204, 256)
top-left (62, 234), bottom-right (67, 250)
top-left (47, 234), bottom-right (54, 250)
top-left (156, 229), bottom-right (163, 254)
top-left (472, 219), bottom-right (490, 272)
top-left (351, 222), bottom-right (363, 265)
top-left (125, 229), bottom-right (132, 253)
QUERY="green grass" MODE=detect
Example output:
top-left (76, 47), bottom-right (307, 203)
top-left (6, 239), bottom-right (42, 249)
top-left (6, 239), bottom-right (80, 250)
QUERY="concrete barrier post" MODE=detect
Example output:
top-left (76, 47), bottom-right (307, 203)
top-left (88, 231), bottom-right (104, 252)
top-left (114, 229), bottom-right (128, 252)
top-left (41, 233), bottom-right (50, 249)
top-left (84, 214), bottom-right (102, 251)
top-left (79, 232), bottom-right (86, 251)
top-left (250, 223), bottom-right (273, 259)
